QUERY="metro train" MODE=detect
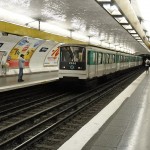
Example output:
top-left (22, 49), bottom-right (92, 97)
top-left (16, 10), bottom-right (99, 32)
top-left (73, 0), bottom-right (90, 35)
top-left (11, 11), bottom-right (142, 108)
top-left (58, 44), bottom-right (143, 80)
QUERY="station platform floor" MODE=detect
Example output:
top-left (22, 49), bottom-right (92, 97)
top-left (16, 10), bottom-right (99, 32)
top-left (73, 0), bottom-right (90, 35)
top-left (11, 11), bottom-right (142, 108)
top-left (58, 72), bottom-right (150, 150)
top-left (0, 71), bottom-right (58, 92)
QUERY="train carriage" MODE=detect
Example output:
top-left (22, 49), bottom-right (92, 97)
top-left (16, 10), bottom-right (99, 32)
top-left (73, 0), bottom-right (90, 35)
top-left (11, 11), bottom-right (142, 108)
top-left (58, 44), bottom-right (142, 80)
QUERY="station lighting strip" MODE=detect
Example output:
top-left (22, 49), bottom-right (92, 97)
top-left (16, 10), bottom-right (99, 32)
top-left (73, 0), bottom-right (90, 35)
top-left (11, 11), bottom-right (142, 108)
top-left (95, 0), bottom-right (145, 47)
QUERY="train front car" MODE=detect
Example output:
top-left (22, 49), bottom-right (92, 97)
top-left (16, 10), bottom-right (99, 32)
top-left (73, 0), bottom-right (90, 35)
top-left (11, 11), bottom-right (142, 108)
top-left (59, 45), bottom-right (87, 79)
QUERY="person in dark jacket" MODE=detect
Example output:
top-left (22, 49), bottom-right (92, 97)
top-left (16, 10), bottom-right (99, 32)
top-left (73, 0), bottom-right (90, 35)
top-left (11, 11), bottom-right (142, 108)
top-left (18, 54), bottom-right (25, 82)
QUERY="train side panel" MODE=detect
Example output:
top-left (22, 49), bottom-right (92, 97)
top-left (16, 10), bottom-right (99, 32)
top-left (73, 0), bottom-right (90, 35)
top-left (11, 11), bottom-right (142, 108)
top-left (86, 47), bottom-right (117, 78)
top-left (58, 44), bottom-right (143, 80)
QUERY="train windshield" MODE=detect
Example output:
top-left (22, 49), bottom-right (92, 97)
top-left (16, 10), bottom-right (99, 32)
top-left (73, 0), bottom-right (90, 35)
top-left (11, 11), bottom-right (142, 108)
top-left (60, 46), bottom-right (86, 62)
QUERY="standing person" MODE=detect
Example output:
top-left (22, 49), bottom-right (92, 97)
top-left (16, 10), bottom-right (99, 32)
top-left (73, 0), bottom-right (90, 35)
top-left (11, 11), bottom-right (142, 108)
top-left (18, 54), bottom-right (25, 82)
top-left (1, 60), bottom-right (5, 76)
top-left (145, 58), bottom-right (150, 74)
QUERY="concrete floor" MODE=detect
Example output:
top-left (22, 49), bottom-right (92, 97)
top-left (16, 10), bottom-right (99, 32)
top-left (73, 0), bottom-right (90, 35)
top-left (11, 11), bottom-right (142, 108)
top-left (83, 72), bottom-right (150, 150)
top-left (0, 71), bottom-right (58, 92)
top-left (58, 72), bottom-right (150, 150)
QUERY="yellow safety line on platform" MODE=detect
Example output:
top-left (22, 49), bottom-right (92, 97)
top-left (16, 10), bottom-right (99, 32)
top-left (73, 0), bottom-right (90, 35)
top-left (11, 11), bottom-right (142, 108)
top-left (0, 21), bottom-right (87, 44)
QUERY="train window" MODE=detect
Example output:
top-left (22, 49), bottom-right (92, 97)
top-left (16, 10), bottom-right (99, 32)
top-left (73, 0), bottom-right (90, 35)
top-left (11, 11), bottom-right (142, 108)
top-left (126, 56), bottom-right (129, 62)
top-left (88, 51), bottom-right (96, 65)
top-left (110, 54), bottom-right (115, 64)
top-left (124, 56), bottom-right (126, 62)
top-left (103, 54), bottom-right (106, 64)
top-left (103, 53), bottom-right (108, 64)
top-left (109, 55), bottom-right (112, 64)
top-left (116, 54), bottom-right (119, 63)
top-left (98, 53), bottom-right (102, 64)
top-left (60, 46), bottom-right (86, 62)
top-left (122, 56), bottom-right (124, 62)
top-left (129, 56), bottom-right (131, 62)
top-left (112, 54), bottom-right (115, 63)
top-left (93, 52), bottom-right (96, 64)
top-left (106, 54), bottom-right (110, 64)
top-left (120, 55), bottom-right (123, 62)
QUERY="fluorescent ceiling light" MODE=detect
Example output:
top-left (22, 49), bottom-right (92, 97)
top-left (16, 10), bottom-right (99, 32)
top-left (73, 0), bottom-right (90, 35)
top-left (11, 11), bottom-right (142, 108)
top-left (103, 4), bottom-right (122, 15)
top-left (135, 37), bottom-right (141, 40)
top-left (137, 39), bottom-right (142, 42)
top-left (103, 4), bottom-right (111, 10)
top-left (111, 5), bottom-right (122, 15)
top-left (115, 17), bottom-right (128, 23)
top-left (131, 34), bottom-right (139, 37)
top-left (128, 30), bottom-right (136, 33)
top-left (122, 25), bottom-right (132, 29)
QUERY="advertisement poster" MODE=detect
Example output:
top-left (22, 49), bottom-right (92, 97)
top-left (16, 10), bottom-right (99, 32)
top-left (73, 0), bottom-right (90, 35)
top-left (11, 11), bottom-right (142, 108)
top-left (8, 37), bottom-right (45, 68)
top-left (44, 47), bottom-right (59, 66)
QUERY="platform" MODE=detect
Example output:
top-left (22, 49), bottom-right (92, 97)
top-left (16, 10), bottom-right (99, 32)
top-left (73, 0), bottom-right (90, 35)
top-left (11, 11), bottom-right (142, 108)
top-left (0, 71), bottom-right (59, 92)
top-left (58, 72), bottom-right (149, 150)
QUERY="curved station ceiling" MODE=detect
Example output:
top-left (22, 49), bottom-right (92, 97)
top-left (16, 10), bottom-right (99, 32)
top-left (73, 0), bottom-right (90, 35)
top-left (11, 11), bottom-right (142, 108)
top-left (0, 0), bottom-right (149, 55)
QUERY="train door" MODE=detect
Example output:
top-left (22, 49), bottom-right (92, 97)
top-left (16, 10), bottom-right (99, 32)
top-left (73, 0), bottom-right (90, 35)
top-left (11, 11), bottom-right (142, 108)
top-left (109, 54), bottom-right (115, 73)
top-left (125, 56), bottom-right (129, 69)
top-left (121, 55), bottom-right (124, 70)
top-left (95, 52), bottom-right (98, 77)
top-left (103, 53), bottom-right (106, 74)
top-left (127, 56), bottom-right (130, 68)
top-left (109, 54), bottom-right (113, 73)
top-left (130, 56), bottom-right (133, 67)
top-left (87, 51), bottom-right (96, 78)
top-left (105, 53), bottom-right (110, 74)
top-left (97, 52), bottom-right (103, 76)
top-left (112, 54), bottom-right (116, 72)
top-left (116, 53), bottom-right (120, 71)
top-left (120, 55), bottom-right (122, 70)
top-left (94, 51), bottom-right (97, 77)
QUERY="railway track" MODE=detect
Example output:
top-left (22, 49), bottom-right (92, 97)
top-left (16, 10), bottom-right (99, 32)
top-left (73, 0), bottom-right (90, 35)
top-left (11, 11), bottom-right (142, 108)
top-left (0, 67), bottom-right (144, 150)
